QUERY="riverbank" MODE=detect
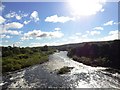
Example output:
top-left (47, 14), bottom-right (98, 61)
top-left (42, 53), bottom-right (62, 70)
top-left (67, 40), bottom-right (120, 69)
top-left (69, 56), bottom-right (120, 71)
top-left (2, 46), bottom-right (56, 73)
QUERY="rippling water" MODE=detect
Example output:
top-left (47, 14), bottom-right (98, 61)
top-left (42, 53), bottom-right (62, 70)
top-left (1, 51), bottom-right (120, 89)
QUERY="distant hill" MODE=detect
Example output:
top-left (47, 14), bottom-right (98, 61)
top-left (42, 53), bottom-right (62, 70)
top-left (51, 40), bottom-right (119, 51)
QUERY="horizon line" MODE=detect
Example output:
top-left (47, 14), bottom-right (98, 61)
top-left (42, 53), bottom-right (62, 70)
top-left (1, 39), bottom-right (119, 47)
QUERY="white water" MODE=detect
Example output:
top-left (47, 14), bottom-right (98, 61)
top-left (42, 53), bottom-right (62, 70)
top-left (2, 51), bottom-right (120, 88)
top-left (44, 51), bottom-right (120, 88)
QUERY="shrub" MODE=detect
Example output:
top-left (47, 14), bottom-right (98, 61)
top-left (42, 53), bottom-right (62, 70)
top-left (57, 66), bottom-right (73, 74)
top-left (17, 54), bottom-right (29, 59)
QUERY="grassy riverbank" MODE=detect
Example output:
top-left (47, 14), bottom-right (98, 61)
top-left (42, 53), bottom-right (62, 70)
top-left (2, 46), bottom-right (56, 73)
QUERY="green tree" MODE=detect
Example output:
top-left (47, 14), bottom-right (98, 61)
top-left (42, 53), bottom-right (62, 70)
top-left (41, 45), bottom-right (48, 51)
top-left (13, 47), bottom-right (20, 54)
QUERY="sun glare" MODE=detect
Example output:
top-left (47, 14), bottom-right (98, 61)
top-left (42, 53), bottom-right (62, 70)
top-left (68, 0), bottom-right (106, 17)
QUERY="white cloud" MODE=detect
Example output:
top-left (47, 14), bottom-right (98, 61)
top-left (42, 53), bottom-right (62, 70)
top-left (69, 0), bottom-right (106, 16)
top-left (86, 30), bottom-right (101, 36)
top-left (5, 11), bottom-right (16, 18)
top-left (21, 36), bottom-right (33, 41)
top-left (0, 4), bottom-right (5, 11)
top-left (16, 15), bottom-right (21, 20)
top-left (22, 29), bottom-right (120, 46)
top-left (103, 21), bottom-right (119, 26)
top-left (82, 34), bottom-right (88, 38)
top-left (0, 16), bottom-right (6, 24)
top-left (93, 26), bottom-right (103, 30)
top-left (45, 15), bottom-right (75, 23)
top-left (49, 31), bottom-right (64, 38)
top-left (65, 31), bottom-right (118, 46)
top-left (14, 41), bottom-right (22, 47)
top-left (90, 31), bottom-right (101, 35)
top-left (103, 20), bottom-right (114, 26)
top-left (21, 30), bottom-right (64, 41)
top-left (0, 22), bottom-right (23, 36)
top-left (2, 30), bottom-right (22, 35)
top-left (75, 33), bottom-right (81, 36)
top-left (6, 30), bottom-right (22, 35)
top-left (109, 30), bottom-right (118, 35)
top-left (68, 34), bottom-right (94, 45)
top-left (113, 22), bottom-right (120, 25)
top-left (30, 30), bottom-right (119, 47)
top-left (5, 22), bottom-right (23, 29)
top-left (5, 12), bottom-right (21, 20)
top-left (100, 9), bottom-right (105, 12)
top-left (5, 11), bottom-right (28, 20)
top-left (23, 20), bottom-right (31, 25)
top-left (101, 30), bottom-right (119, 41)
top-left (23, 30), bottom-right (42, 38)
top-left (30, 11), bottom-right (40, 22)
top-left (0, 34), bottom-right (11, 39)
top-left (54, 28), bottom-right (61, 31)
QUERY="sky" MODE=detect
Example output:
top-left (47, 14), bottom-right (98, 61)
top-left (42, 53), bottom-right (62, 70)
top-left (0, 0), bottom-right (119, 47)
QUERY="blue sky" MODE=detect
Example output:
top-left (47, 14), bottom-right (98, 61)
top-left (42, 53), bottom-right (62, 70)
top-left (0, 1), bottom-right (119, 47)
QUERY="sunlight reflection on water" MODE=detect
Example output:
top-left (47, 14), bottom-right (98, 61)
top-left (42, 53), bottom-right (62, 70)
top-left (2, 51), bottom-right (120, 89)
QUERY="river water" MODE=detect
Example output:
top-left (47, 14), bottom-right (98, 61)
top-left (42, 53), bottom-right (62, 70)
top-left (1, 51), bottom-right (120, 89)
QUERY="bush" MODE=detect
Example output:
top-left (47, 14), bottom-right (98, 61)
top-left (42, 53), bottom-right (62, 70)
top-left (17, 54), bottom-right (29, 59)
top-left (57, 66), bottom-right (73, 74)
top-left (2, 46), bottom-right (55, 73)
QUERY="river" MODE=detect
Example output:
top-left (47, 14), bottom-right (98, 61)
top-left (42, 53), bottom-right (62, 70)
top-left (1, 51), bottom-right (120, 89)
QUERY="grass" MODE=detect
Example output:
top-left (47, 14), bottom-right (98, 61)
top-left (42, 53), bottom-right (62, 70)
top-left (2, 51), bottom-right (53, 73)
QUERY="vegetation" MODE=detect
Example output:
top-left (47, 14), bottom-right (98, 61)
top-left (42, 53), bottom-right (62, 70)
top-left (1, 40), bottom-right (120, 73)
top-left (1, 45), bottom-right (56, 73)
top-left (67, 40), bottom-right (120, 69)
top-left (57, 66), bottom-right (74, 74)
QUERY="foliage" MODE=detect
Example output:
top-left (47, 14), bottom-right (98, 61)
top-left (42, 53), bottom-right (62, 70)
top-left (67, 40), bottom-right (120, 69)
top-left (57, 66), bottom-right (73, 74)
top-left (2, 46), bottom-right (55, 73)
top-left (41, 45), bottom-right (48, 51)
